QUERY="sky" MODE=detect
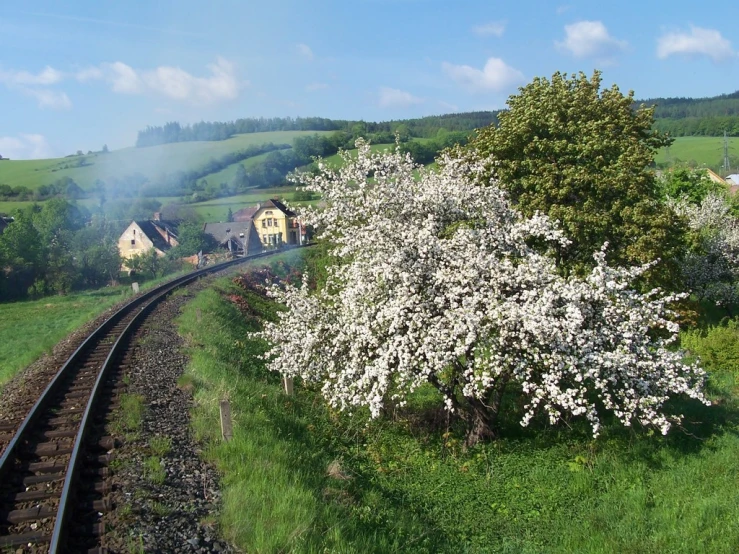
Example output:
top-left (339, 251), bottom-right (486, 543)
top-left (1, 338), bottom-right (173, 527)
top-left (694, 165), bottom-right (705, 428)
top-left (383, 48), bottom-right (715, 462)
top-left (2, 0), bottom-right (739, 159)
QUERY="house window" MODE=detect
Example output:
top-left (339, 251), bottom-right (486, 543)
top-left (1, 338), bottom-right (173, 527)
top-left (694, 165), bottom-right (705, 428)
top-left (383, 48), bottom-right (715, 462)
top-left (262, 220), bottom-right (267, 228)
top-left (267, 219), bottom-right (272, 227)
top-left (131, 239), bottom-right (136, 245)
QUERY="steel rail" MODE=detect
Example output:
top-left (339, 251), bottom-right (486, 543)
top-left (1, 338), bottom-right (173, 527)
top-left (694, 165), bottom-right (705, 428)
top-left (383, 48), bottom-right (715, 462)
top-left (0, 245), bottom-right (302, 552)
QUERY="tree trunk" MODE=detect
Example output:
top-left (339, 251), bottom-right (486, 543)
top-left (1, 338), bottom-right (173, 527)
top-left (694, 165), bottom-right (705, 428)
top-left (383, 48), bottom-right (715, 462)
top-left (463, 396), bottom-right (496, 447)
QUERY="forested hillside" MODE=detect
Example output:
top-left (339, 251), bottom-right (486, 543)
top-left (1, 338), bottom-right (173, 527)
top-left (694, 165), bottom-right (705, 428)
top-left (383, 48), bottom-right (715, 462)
top-left (642, 91), bottom-right (739, 136)
top-left (135, 112), bottom-right (498, 147)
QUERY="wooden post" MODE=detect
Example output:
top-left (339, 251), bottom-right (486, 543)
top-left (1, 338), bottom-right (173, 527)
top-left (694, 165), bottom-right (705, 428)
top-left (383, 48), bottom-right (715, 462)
top-left (283, 376), bottom-right (294, 396)
top-left (196, 308), bottom-right (202, 322)
top-left (219, 400), bottom-right (233, 442)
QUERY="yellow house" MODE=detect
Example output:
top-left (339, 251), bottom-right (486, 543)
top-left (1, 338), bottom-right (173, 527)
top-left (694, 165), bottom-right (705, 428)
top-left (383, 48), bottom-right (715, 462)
top-left (252, 199), bottom-right (302, 247)
top-left (118, 213), bottom-right (179, 260)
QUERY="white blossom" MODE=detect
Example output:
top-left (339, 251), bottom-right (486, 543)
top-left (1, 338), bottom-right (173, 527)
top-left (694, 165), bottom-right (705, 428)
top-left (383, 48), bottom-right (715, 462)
top-left (671, 193), bottom-right (739, 306)
top-left (258, 142), bottom-right (708, 437)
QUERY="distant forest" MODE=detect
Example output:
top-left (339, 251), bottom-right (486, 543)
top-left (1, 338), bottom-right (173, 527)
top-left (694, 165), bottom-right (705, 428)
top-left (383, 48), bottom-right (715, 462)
top-left (639, 91), bottom-right (739, 136)
top-left (135, 112), bottom-right (499, 147)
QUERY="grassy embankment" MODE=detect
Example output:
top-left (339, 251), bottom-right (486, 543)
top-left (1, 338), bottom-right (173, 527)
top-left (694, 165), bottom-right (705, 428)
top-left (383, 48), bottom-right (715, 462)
top-left (0, 271), bottom-right (189, 389)
top-left (177, 252), bottom-right (739, 553)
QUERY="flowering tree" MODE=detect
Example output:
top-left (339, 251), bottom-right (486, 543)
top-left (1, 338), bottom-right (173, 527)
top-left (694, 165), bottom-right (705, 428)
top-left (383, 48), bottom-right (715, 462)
top-left (671, 193), bottom-right (739, 310)
top-left (259, 142), bottom-right (708, 444)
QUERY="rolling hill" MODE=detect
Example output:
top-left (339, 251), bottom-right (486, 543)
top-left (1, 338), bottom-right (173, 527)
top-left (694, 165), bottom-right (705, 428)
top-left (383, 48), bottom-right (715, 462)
top-left (0, 131), bottom-right (330, 192)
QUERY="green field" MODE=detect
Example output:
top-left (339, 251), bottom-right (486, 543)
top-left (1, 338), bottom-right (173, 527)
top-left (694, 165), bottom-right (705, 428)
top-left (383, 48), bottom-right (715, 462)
top-left (189, 187), bottom-right (317, 221)
top-left (0, 272), bottom-right (188, 388)
top-left (0, 131), bottom-right (330, 192)
top-left (655, 136), bottom-right (739, 170)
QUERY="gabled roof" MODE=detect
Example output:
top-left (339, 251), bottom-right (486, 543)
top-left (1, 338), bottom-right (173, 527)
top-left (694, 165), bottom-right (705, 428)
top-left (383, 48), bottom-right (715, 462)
top-left (233, 207), bottom-right (258, 221)
top-left (133, 220), bottom-right (177, 252)
top-left (260, 198), bottom-right (296, 217)
top-left (203, 221), bottom-right (254, 248)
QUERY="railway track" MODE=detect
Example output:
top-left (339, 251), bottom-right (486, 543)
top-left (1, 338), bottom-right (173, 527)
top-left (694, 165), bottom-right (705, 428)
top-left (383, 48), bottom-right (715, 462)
top-left (0, 249), bottom-right (289, 553)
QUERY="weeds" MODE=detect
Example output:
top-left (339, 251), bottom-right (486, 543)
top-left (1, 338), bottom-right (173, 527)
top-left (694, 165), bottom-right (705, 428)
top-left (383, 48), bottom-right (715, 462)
top-left (151, 501), bottom-right (172, 518)
top-left (144, 455), bottom-right (166, 485)
top-left (112, 393), bottom-right (145, 436)
top-left (149, 435), bottom-right (172, 457)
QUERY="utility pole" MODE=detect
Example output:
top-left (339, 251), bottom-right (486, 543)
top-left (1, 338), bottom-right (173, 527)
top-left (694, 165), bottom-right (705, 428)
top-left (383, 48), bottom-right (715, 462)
top-left (723, 130), bottom-right (731, 173)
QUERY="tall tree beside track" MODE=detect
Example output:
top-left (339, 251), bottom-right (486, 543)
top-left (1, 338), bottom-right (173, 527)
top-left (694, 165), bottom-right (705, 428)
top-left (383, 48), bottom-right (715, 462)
top-left (470, 71), bottom-right (685, 288)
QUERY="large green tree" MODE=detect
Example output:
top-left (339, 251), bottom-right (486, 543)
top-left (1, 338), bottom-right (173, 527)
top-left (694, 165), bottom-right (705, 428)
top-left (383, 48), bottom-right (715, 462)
top-left (471, 71), bottom-right (684, 287)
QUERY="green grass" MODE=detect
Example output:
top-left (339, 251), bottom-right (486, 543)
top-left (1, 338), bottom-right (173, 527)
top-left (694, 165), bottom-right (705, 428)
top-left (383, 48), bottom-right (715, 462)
top-left (655, 136), bottom-right (739, 170)
top-left (0, 131), bottom-right (331, 192)
top-left (177, 257), bottom-right (739, 553)
top-left (0, 288), bottom-right (129, 387)
top-left (149, 435), bottom-right (172, 457)
top-left (0, 270), bottom-right (189, 390)
top-left (198, 150), bottom-right (289, 187)
top-left (188, 186), bottom-right (318, 221)
top-left (144, 455), bottom-right (166, 485)
top-left (113, 393), bottom-right (146, 438)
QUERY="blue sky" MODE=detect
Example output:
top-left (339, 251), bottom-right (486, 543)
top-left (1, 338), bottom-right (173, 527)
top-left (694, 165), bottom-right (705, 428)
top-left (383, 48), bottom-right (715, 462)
top-left (2, 0), bottom-right (739, 159)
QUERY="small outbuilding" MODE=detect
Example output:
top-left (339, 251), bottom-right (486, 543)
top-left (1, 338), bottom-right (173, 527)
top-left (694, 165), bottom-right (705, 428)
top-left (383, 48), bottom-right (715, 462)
top-left (202, 220), bottom-right (262, 256)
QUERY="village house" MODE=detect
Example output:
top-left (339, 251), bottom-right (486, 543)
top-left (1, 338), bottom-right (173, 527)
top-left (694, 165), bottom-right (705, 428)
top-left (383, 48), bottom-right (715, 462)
top-left (250, 199), bottom-right (303, 247)
top-left (202, 220), bottom-right (262, 256)
top-left (117, 212), bottom-right (179, 260)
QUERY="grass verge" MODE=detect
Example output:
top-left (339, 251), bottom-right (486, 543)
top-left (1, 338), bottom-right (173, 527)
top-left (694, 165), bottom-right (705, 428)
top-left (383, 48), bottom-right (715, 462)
top-left (0, 270), bottom-right (189, 390)
top-left (177, 265), bottom-right (739, 553)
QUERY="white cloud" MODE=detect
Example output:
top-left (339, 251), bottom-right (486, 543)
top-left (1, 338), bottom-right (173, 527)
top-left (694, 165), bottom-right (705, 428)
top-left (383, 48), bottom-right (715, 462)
top-left (472, 21), bottom-right (506, 37)
top-left (556, 5), bottom-right (572, 15)
top-left (556, 20), bottom-right (627, 60)
top-left (0, 134), bottom-right (53, 159)
top-left (296, 43), bottom-right (314, 61)
top-left (378, 87), bottom-right (424, 108)
top-left (0, 65), bottom-right (63, 86)
top-left (143, 57), bottom-right (238, 103)
top-left (0, 65), bottom-right (70, 110)
top-left (98, 57), bottom-right (238, 103)
top-left (306, 82), bottom-right (329, 92)
top-left (75, 66), bottom-right (104, 82)
top-left (21, 88), bottom-right (72, 110)
top-left (657, 26), bottom-right (735, 62)
top-left (442, 57), bottom-right (525, 93)
top-left (103, 61), bottom-right (143, 94)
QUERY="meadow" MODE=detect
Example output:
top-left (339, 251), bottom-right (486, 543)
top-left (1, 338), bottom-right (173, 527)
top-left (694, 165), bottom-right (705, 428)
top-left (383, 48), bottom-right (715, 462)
top-left (0, 271), bottom-right (188, 388)
top-left (0, 131), bottom-right (330, 192)
top-left (177, 252), bottom-right (739, 554)
top-left (654, 136), bottom-right (739, 170)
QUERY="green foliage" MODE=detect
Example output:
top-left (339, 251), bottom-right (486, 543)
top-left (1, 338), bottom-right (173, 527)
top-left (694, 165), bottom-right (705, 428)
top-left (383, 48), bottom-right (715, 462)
top-left (167, 222), bottom-right (218, 258)
top-left (125, 249), bottom-right (182, 278)
top-left (658, 168), bottom-right (729, 203)
top-left (681, 319), bottom-right (739, 383)
top-left (471, 71), bottom-right (685, 288)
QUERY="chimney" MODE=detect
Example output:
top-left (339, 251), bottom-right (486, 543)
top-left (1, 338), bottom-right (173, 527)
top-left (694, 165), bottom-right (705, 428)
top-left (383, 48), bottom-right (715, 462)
top-left (153, 212), bottom-right (161, 221)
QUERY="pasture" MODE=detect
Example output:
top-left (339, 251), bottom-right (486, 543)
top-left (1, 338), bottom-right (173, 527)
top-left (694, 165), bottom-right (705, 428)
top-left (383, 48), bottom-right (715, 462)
top-left (654, 136), bottom-right (739, 170)
top-left (0, 131), bottom-right (330, 192)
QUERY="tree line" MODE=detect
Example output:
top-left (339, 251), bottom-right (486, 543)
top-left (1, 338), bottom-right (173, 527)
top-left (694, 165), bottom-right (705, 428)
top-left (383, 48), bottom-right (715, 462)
top-left (135, 112), bottom-right (498, 147)
top-left (641, 90), bottom-right (739, 136)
